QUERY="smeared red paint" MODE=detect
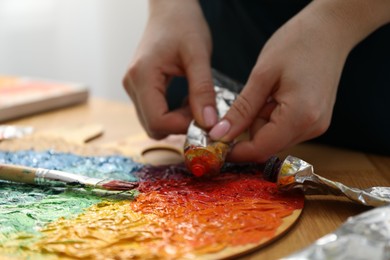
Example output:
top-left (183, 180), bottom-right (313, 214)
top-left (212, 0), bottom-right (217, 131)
top-left (101, 180), bottom-right (139, 191)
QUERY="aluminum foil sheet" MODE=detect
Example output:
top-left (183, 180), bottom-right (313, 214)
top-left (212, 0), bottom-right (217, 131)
top-left (283, 205), bottom-right (390, 259)
top-left (277, 155), bottom-right (390, 207)
top-left (0, 125), bottom-right (34, 141)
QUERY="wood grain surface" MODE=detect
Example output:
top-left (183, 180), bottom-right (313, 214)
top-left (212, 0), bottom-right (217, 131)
top-left (3, 98), bottom-right (390, 259)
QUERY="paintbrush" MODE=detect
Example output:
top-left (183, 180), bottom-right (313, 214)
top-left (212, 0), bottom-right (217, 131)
top-left (0, 163), bottom-right (139, 191)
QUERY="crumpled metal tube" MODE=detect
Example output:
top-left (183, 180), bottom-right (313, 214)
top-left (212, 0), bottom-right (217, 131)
top-left (184, 69), bottom-right (240, 148)
top-left (276, 155), bottom-right (390, 207)
top-left (184, 85), bottom-right (237, 149)
top-left (283, 204), bottom-right (390, 259)
top-left (183, 69), bottom-right (241, 176)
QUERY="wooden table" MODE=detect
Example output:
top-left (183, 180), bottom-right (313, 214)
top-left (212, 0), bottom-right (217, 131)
top-left (6, 98), bottom-right (390, 259)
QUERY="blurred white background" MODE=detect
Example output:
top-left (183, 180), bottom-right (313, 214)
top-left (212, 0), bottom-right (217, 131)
top-left (0, 0), bottom-right (148, 102)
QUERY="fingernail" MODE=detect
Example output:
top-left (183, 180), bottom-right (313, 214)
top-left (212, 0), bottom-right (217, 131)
top-left (209, 119), bottom-right (231, 140)
top-left (203, 106), bottom-right (218, 128)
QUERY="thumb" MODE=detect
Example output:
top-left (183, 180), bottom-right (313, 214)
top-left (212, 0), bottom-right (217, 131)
top-left (209, 68), bottom-right (278, 142)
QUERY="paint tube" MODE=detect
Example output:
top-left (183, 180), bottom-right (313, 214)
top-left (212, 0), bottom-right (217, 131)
top-left (267, 155), bottom-right (390, 207)
top-left (283, 204), bottom-right (390, 259)
top-left (0, 125), bottom-right (33, 141)
top-left (184, 70), bottom-right (241, 177)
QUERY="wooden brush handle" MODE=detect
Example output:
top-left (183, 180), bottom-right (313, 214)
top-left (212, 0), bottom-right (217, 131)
top-left (0, 164), bottom-right (37, 184)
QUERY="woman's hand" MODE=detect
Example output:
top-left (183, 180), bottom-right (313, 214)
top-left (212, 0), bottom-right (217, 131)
top-left (123, 0), bottom-right (218, 140)
top-left (209, 0), bottom-right (390, 162)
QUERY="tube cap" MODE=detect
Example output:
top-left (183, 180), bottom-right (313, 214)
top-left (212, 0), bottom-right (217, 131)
top-left (191, 164), bottom-right (206, 177)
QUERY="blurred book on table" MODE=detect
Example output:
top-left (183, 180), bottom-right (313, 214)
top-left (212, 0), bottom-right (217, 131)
top-left (0, 75), bottom-right (89, 122)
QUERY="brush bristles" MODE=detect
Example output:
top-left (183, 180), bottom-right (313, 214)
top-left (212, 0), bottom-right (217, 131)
top-left (101, 180), bottom-right (139, 191)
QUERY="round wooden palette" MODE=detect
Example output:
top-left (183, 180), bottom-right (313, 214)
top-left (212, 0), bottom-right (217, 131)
top-left (0, 128), bottom-right (304, 259)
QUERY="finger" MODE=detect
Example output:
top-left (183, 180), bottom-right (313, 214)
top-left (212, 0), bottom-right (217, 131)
top-left (289, 108), bottom-right (331, 145)
top-left (123, 65), bottom-right (148, 131)
top-left (258, 98), bottom-right (278, 119)
top-left (228, 98), bottom-right (326, 162)
top-left (182, 47), bottom-right (218, 129)
top-left (136, 69), bottom-right (193, 139)
top-left (227, 110), bottom-right (297, 163)
top-left (225, 100), bottom-right (277, 162)
top-left (248, 100), bottom-right (277, 137)
top-left (209, 66), bottom-right (279, 142)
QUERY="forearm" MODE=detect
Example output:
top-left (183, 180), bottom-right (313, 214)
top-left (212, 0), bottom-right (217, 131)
top-left (299, 0), bottom-right (390, 51)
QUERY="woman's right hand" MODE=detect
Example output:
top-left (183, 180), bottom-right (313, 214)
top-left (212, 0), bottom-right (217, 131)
top-left (208, 0), bottom-right (390, 163)
top-left (123, 0), bottom-right (218, 140)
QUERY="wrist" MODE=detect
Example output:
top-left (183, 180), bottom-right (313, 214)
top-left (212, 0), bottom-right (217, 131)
top-left (302, 0), bottom-right (390, 51)
top-left (148, 0), bottom-right (200, 17)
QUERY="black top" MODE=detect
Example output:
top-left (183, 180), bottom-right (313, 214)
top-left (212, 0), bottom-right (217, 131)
top-left (167, 0), bottom-right (390, 154)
